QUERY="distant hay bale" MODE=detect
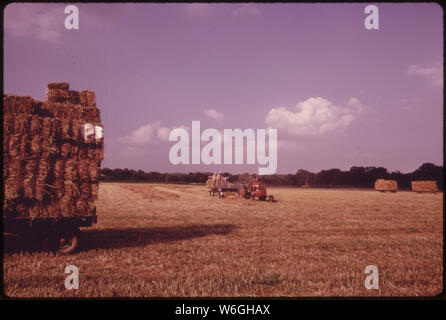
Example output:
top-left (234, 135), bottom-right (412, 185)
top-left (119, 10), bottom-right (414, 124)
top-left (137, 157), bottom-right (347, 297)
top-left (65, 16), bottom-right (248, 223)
top-left (411, 181), bottom-right (438, 193)
top-left (375, 179), bottom-right (398, 192)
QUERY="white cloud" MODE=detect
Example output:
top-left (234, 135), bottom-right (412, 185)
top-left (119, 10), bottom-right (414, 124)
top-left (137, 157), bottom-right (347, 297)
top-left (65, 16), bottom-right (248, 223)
top-left (232, 4), bottom-right (260, 18)
top-left (118, 121), bottom-right (189, 145)
top-left (204, 109), bottom-right (224, 121)
top-left (264, 97), bottom-right (363, 136)
top-left (406, 63), bottom-right (443, 87)
top-left (183, 3), bottom-right (213, 19)
top-left (5, 4), bottom-right (65, 43)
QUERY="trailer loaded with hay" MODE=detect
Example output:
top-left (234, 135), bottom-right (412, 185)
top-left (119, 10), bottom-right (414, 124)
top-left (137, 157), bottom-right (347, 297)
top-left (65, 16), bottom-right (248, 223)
top-left (411, 181), bottom-right (439, 193)
top-left (374, 179), bottom-right (398, 193)
top-left (3, 82), bottom-right (104, 254)
top-left (206, 173), bottom-right (239, 198)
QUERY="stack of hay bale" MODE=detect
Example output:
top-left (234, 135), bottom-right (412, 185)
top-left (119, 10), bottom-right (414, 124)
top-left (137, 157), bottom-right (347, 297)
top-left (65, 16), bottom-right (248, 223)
top-left (374, 179), bottom-right (398, 192)
top-left (3, 82), bottom-right (104, 219)
top-left (411, 181), bottom-right (438, 193)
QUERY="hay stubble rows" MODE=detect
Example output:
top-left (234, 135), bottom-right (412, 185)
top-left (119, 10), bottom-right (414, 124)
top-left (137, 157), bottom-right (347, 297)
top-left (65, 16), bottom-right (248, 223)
top-left (3, 183), bottom-right (442, 297)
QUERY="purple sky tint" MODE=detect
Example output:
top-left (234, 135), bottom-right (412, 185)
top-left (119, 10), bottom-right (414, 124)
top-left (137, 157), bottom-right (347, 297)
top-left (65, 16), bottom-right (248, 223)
top-left (4, 3), bottom-right (443, 174)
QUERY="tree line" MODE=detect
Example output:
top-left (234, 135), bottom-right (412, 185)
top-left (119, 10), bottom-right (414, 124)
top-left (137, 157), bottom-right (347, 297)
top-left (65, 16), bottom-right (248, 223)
top-left (99, 163), bottom-right (443, 190)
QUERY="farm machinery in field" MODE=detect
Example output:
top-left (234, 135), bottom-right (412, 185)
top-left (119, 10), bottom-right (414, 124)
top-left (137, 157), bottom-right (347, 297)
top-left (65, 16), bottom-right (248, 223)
top-left (206, 173), bottom-right (239, 198)
top-left (206, 173), bottom-right (274, 202)
top-left (240, 180), bottom-right (274, 202)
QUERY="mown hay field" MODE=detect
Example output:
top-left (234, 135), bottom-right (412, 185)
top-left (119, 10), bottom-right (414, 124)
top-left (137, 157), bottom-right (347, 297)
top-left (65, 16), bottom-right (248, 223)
top-left (3, 183), bottom-right (443, 297)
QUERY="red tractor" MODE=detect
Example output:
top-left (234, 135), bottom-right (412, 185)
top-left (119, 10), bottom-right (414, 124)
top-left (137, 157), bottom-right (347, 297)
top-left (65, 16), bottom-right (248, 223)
top-left (240, 181), bottom-right (274, 202)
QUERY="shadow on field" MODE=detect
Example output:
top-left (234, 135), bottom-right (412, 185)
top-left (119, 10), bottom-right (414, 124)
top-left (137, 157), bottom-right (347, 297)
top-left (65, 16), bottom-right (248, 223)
top-left (4, 233), bottom-right (44, 254)
top-left (80, 224), bottom-right (237, 251)
top-left (3, 224), bottom-right (237, 254)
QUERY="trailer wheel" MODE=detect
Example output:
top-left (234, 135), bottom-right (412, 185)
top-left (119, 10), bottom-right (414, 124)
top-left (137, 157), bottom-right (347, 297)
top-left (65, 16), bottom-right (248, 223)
top-left (55, 227), bottom-right (81, 255)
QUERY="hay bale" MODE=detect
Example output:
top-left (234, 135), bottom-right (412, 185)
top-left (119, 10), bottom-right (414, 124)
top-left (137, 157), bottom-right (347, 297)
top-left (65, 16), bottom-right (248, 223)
top-left (68, 90), bottom-right (80, 104)
top-left (45, 88), bottom-right (70, 103)
top-left (23, 160), bottom-right (38, 199)
top-left (79, 181), bottom-right (90, 196)
top-left (5, 159), bottom-right (23, 200)
top-left (3, 96), bottom-right (36, 114)
top-left (60, 142), bottom-right (72, 158)
top-left (77, 161), bottom-right (89, 180)
top-left (4, 115), bottom-right (15, 134)
top-left (48, 82), bottom-right (70, 90)
top-left (64, 158), bottom-right (76, 180)
top-left (89, 162), bottom-right (98, 181)
top-left (29, 201), bottom-right (43, 219)
top-left (54, 179), bottom-right (64, 199)
top-left (85, 91), bottom-right (96, 106)
top-left (29, 116), bottom-right (42, 135)
top-left (95, 147), bottom-right (104, 163)
top-left (30, 135), bottom-right (42, 156)
top-left (41, 118), bottom-right (55, 138)
top-left (41, 138), bottom-right (57, 159)
top-left (3, 134), bottom-right (9, 157)
top-left (375, 179), bottom-right (398, 192)
top-left (35, 160), bottom-right (50, 201)
top-left (411, 181), bottom-right (438, 193)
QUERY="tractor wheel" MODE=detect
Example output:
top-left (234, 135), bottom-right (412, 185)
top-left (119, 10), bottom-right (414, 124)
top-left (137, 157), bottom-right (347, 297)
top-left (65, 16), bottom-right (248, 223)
top-left (51, 227), bottom-right (81, 255)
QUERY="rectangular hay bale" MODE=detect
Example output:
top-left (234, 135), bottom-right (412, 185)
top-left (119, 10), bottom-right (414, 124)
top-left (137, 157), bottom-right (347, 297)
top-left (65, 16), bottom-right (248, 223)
top-left (411, 181), bottom-right (438, 193)
top-left (375, 179), bottom-right (398, 192)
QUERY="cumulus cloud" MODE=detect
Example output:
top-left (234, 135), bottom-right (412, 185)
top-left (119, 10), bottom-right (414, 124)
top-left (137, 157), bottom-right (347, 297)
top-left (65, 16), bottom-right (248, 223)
top-left (204, 109), bottom-right (224, 121)
top-left (232, 4), bottom-right (260, 18)
top-left (5, 3), bottom-right (65, 43)
top-left (264, 97), bottom-right (363, 136)
top-left (118, 121), bottom-right (189, 145)
top-left (406, 63), bottom-right (443, 87)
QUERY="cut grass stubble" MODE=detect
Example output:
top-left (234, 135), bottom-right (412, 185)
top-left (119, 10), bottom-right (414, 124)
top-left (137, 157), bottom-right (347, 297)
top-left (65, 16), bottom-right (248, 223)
top-left (3, 183), bottom-right (443, 297)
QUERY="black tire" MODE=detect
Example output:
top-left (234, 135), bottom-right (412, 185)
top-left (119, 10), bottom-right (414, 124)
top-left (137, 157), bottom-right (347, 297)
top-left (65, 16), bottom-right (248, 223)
top-left (240, 185), bottom-right (248, 199)
top-left (54, 227), bottom-right (81, 255)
